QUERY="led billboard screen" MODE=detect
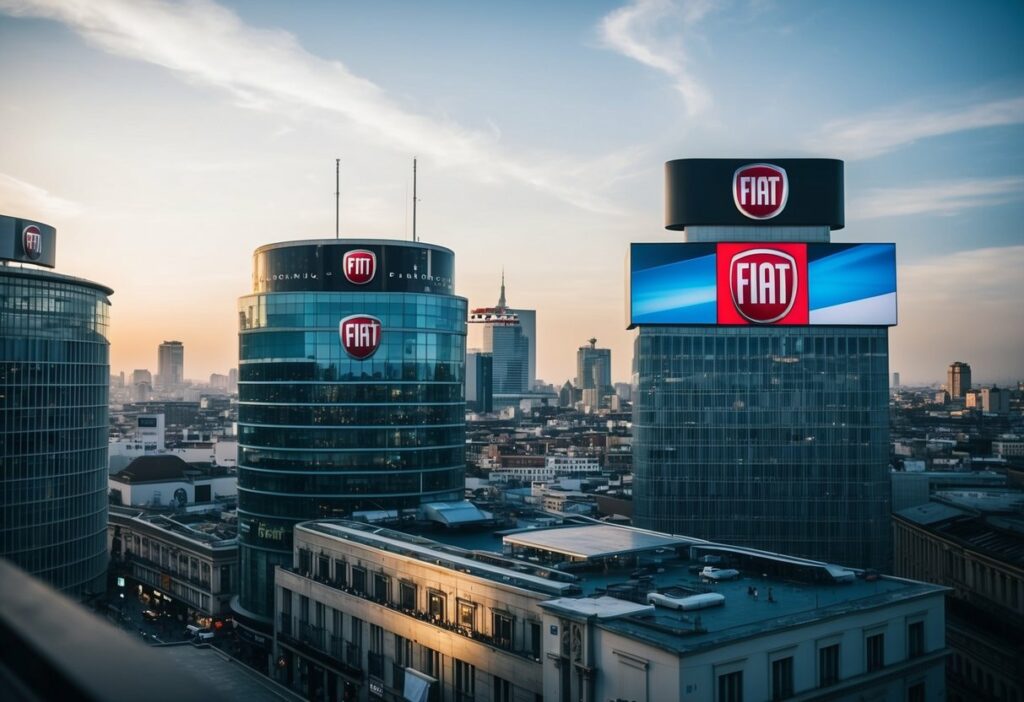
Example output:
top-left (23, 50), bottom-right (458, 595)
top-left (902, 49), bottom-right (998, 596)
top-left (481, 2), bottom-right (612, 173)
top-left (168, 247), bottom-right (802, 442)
top-left (628, 242), bottom-right (896, 327)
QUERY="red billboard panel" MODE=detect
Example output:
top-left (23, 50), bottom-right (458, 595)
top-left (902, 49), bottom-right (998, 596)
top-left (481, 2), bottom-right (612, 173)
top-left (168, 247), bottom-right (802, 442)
top-left (716, 243), bottom-right (808, 325)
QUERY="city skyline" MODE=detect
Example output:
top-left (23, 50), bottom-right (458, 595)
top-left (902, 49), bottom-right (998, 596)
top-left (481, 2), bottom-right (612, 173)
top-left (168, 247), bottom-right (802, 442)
top-left (1, 0), bottom-right (1022, 385)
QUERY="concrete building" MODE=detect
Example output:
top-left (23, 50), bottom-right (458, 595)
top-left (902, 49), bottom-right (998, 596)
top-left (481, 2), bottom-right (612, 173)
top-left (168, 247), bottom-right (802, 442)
top-left (109, 455), bottom-right (236, 508)
top-left (489, 455), bottom-right (602, 484)
top-left (272, 520), bottom-right (947, 702)
top-left (575, 338), bottom-right (612, 401)
top-left (893, 499), bottom-right (1024, 702)
top-left (109, 505), bottom-right (238, 620)
top-left (947, 362), bottom-right (972, 400)
top-left (157, 340), bottom-right (185, 391)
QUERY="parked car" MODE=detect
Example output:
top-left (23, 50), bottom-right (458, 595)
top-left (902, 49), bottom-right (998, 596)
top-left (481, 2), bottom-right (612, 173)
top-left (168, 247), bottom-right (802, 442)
top-left (142, 609), bottom-right (161, 621)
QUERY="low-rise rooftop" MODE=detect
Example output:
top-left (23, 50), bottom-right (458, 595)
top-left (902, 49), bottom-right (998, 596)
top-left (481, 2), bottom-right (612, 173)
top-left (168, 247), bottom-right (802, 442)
top-left (298, 519), bottom-right (947, 655)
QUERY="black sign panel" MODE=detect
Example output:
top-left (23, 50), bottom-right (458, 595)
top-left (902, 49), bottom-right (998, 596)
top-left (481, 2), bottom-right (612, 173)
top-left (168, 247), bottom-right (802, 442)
top-left (0, 215), bottom-right (57, 268)
top-left (253, 241), bottom-right (455, 295)
top-left (664, 158), bottom-right (844, 231)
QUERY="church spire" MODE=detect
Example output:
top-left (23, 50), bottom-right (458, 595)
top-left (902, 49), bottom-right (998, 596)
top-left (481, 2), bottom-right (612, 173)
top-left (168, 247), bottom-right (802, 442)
top-left (498, 268), bottom-right (507, 308)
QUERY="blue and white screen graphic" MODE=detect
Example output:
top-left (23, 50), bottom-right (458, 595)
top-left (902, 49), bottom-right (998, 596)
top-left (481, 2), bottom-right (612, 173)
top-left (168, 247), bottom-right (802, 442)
top-left (628, 242), bottom-right (896, 327)
top-left (807, 243), bottom-right (897, 325)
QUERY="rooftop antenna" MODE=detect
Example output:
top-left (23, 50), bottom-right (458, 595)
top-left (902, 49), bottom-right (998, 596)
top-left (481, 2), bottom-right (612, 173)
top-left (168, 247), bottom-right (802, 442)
top-left (412, 157), bottom-right (418, 242)
top-left (334, 158), bottom-right (340, 239)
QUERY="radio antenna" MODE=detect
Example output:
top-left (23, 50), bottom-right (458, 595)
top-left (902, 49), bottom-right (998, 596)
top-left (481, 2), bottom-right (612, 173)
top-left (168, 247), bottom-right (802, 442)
top-left (335, 158), bottom-right (340, 239)
top-left (412, 157), bottom-right (418, 242)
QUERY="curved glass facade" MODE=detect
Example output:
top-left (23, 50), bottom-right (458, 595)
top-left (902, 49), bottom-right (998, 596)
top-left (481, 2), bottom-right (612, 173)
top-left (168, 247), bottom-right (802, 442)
top-left (633, 326), bottom-right (891, 569)
top-left (237, 240), bottom-right (467, 617)
top-left (0, 268), bottom-right (111, 597)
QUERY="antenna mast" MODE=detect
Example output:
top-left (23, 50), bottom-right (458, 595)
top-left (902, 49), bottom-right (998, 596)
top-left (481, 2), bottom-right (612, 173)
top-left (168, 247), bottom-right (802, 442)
top-left (412, 158), bottom-right (418, 242)
top-left (335, 158), bottom-right (340, 239)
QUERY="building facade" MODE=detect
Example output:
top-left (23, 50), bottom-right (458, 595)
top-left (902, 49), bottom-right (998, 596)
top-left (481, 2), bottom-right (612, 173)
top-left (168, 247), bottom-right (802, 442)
top-left (108, 505), bottom-right (238, 620)
top-left (575, 338), bottom-right (611, 396)
top-left (273, 519), bottom-right (947, 702)
top-left (465, 350), bottom-right (493, 413)
top-left (893, 501), bottom-right (1024, 702)
top-left (157, 340), bottom-right (184, 391)
top-left (631, 159), bottom-right (892, 570)
top-left (0, 262), bottom-right (112, 597)
top-left (947, 362), bottom-right (971, 400)
top-left (236, 239), bottom-right (467, 619)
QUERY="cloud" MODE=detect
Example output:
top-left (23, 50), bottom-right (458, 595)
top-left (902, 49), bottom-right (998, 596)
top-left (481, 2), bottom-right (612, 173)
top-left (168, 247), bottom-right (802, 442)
top-left (892, 246), bottom-right (1024, 382)
top-left (599, 0), bottom-right (713, 116)
top-left (0, 0), bottom-right (621, 214)
top-left (0, 172), bottom-right (82, 218)
top-left (807, 96), bottom-right (1024, 160)
top-left (849, 176), bottom-right (1024, 220)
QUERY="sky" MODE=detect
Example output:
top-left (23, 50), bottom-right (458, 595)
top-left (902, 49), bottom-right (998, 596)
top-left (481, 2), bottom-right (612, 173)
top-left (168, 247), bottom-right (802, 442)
top-left (0, 0), bottom-right (1022, 386)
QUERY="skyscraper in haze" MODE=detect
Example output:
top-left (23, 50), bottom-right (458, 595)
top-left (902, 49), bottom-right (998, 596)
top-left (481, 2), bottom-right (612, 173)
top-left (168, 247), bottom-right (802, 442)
top-left (157, 340), bottom-right (184, 390)
top-left (235, 239), bottom-right (466, 620)
top-left (947, 361), bottom-right (971, 399)
top-left (498, 271), bottom-right (537, 389)
top-left (576, 338), bottom-right (612, 396)
top-left (0, 214), bottom-right (111, 597)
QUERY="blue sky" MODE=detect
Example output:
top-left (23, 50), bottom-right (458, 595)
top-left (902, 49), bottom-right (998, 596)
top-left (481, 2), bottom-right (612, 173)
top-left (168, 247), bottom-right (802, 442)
top-left (0, 0), bottom-right (1022, 384)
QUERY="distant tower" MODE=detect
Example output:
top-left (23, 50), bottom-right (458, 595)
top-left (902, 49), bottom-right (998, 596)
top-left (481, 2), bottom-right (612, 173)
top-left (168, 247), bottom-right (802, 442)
top-left (576, 338), bottom-right (612, 398)
top-left (947, 362), bottom-right (971, 399)
top-left (495, 270), bottom-right (537, 390)
top-left (157, 341), bottom-right (184, 390)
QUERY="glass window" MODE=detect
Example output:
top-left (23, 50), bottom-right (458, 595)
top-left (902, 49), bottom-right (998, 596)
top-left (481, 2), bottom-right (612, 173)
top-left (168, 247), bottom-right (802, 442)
top-left (717, 670), bottom-right (742, 702)
top-left (428, 590), bottom-right (446, 622)
top-left (908, 621), bottom-right (924, 658)
top-left (819, 644), bottom-right (840, 686)
top-left (771, 657), bottom-right (794, 700)
top-left (866, 633), bottom-right (884, 672)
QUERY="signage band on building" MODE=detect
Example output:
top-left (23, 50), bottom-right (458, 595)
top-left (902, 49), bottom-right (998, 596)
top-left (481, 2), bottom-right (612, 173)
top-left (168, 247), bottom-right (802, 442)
top-left (627, 242), bottom-right (896, 327)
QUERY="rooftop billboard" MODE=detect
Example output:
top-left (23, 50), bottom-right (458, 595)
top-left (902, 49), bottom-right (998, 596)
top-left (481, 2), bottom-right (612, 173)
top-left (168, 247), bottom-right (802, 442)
top-left (628, 242), bottom-right (896, 328)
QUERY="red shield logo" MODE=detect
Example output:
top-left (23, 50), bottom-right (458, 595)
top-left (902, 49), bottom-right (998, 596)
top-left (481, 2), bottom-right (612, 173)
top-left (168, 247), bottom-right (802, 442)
top-left (729, 248), bottom-right (798, 324)
top-left (343, 249), bottom-right (376, 285)
top-left (22, 225), bottom-right (43, 260)
top-left (733, 163), bottom-right (788, 220)
top-left (339, 315), bottom-right (382, 359)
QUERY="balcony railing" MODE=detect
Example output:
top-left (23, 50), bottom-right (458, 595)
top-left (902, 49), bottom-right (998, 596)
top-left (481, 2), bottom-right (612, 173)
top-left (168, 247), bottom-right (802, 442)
top-left (391, 664), bottom-right (405, 691)
top-left (282, 567), bottom-right (541, 662)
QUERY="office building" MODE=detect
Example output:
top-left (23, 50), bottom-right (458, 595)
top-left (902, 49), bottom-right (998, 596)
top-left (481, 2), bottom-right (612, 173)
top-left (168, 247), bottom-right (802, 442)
top-left (158, 340), bottom-right (185, 390)
top-left (893, 371), bottom-right (900, 388)
top-left (947, 361), bottom-right (971, 400)
top-left (576, 337), bottom-right (611, 392)
top-left (272, 519), bottom-right (946, 702)
top-left (495, 270), bottom-right (537, 390)
top-left (630, 159), bottom-right (893, 569)
top-left (0, 214), bottom-right (112, 598)
top-left (236, 239), bottom-right (467, 621)
top-left (465, 350), bottom-right (493, 413)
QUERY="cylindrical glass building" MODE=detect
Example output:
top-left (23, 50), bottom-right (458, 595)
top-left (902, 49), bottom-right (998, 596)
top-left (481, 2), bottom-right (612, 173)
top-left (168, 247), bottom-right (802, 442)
top-left (236, 239), bottom-right (466, 617)
top-left (0, 266), bottom-right (112, 597)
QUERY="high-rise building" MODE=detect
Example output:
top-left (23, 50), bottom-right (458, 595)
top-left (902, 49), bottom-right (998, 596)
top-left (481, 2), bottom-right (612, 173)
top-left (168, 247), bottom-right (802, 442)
top-left (0, 214), bottom-right (112, 597)
top-left (630, 159), bottom-right (893, 569)
top-left (947, 361), bottom-right (971, 399)
top-left (893, 371), bottom-right (900, 388)
top-left (482, 320), bottom-right (528, 395)
top-left (576, 337), bottom-right (612, 396)
top-left (235, 239), bottom-right (466, 620)
top-left (466, 349), bottom-right (493, 413)
top-left (496, 271), bottom-right (537, 390)
top-left (157, 340), bottom-right (184, 390)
